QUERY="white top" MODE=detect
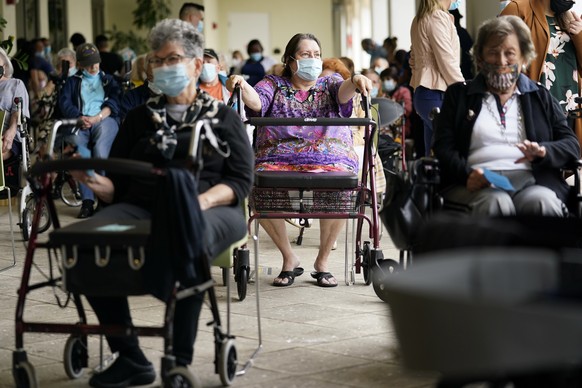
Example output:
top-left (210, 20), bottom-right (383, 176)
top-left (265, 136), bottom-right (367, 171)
top-left (467, 92), bottom-right (530, 171)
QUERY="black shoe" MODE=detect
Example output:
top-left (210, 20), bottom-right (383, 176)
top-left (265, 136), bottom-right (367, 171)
top-left (89, 355), bottom-right (156, 388)
top-left (77, 200), bottom-right (94, 219)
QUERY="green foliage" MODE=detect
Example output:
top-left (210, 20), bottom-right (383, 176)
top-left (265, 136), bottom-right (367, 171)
top-left (107, 0), bottom-right (171, 56)
top-left (132, 0), bottom-right (171, 30)
top-left (0, 17), bottom-right (28, 71)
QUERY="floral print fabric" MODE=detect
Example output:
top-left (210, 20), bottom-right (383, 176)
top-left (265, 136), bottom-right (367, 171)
top-left (541, 16), bottom-right (579, 114)
top-left (247, 74), bottom-right (358, 173)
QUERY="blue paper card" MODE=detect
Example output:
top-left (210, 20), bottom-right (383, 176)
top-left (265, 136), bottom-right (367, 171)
top-left (483, 169), bottom-right (515, 191)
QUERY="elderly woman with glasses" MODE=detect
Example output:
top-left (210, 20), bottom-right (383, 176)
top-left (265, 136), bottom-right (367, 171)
top-left (227, 33), bottom-right (372, 288)
top-left (72, 18), bottom-right (253, 387)
top-left (433, 15), bottom-right (580, 217)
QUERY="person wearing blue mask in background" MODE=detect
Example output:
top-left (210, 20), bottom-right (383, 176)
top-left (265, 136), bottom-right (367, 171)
top-left (59, 42), bottom-right (121, 218)
top-left (199, 48), bottom-right (231, 103)
top-left (410, 0), bottom-right (465, 156)
top-left (179, 2), bottom-right (205, 33)
top-left (241, 39), bottom-right (277, 86)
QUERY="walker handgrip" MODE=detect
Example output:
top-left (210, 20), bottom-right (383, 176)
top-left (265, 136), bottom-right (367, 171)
top-left (246, 117), bottom-right (375, 127)
top-left (29, 158), bottom-right (157, 179)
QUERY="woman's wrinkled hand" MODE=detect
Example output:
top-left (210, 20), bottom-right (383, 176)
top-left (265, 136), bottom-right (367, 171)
top-left (515, 139), bottom-right (546, 163)
top-left (226, 75), bottom-right (245, 92)
top-left (2, 132), bottom-right (14, 153)
top-left (466, 168), bottom-right (490, 192)
top-left (351, 74), bottom-right (373, 96)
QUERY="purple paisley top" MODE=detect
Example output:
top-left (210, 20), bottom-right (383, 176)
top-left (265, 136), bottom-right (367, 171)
top-left (246, 74), bottom-right (358, 173)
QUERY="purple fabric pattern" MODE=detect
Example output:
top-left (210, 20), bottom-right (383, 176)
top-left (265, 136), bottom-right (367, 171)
top-left (247, 74), bottom-right (358, 173)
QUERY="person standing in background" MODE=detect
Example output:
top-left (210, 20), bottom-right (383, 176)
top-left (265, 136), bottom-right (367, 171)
top-left (179, 2), bottom-right (205, 33)
top-left (410, 0), bottom-right (465, 155)
top-left (450, 8), bottom-right (474, 80)
top-left (501, 0), bottom-right (582, 135)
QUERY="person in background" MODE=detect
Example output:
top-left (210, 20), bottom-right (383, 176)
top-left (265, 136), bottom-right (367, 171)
top-left (383, 36), bottom-right (399, 63)
top-left (199, 48), bottom-right (230, 103)
top-left (371, 56), bottom-right (389, 75)
top-left (0, 47), bottom-right (29, 192)
top-left (410, 0), bottom-right (465, 155)
top-left (361, 38), bottom-right (388, 67)
top-left (450, 8), bottom-right (475, 80)
top-left (339, 56), bottom-right (356, 75)
top-left (29, 38), bottom-right (56, 100)
top-left (119, 53), bottom-right (160, 122)
top-left (380, 66), bottom-right (413, 137)
top-left (69, 32), bottom-right (86, 51)
top-left (501, 0), bottom-right (582, 132)
top-left (95, 34), bottom-right (124, 76)
top-left (361, 68), bottom-right (382, 98)
top-left (229, 50), bottom-right (244, 75)
top-left (241, 39), bottom-right (277, 85)
top-left (227, 32), bottom-right (372, 288)
top-left (321, 57), bottom-right (351, 80)
top-left (433, 15), bottom-right (580, 217)
top-left (58, 43), bottom-right (121, 219)
top-left (179, 2), bottom-right (205, 33)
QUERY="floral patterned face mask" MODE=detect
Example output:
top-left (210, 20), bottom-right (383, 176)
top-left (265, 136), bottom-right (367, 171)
top-left (480, 62), bottom-right (520, 92)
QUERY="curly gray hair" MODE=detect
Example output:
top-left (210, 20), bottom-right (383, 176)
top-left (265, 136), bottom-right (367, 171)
top-left (0, 48), bottom-right (14, 78)
top-left (149, 18), bottom-right (204, 59)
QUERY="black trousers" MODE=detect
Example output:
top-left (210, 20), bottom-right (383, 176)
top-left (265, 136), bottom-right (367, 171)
top-left (86, 202), bottom-right (246, 365)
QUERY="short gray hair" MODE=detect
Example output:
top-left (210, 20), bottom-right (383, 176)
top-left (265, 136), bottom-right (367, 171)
top-left (0, 48), bottom-right (14, 78)
top-left (473, 15), bottom-right (537, 67)
top-left (57, 47), bottom-right (76, 61)
top-left (149, 18), bottom-right (204, 59)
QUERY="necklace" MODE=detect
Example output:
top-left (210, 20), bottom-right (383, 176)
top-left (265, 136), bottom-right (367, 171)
top-left (483, 93), bottom-right (523, 145)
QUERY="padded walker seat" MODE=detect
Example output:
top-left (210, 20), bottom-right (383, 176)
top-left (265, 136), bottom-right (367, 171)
top-left (254, 170), bottom-right (359, 189)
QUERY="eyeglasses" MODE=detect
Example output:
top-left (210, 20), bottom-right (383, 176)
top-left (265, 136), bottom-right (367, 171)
top-left (147, 54), bottom-right (193, 67)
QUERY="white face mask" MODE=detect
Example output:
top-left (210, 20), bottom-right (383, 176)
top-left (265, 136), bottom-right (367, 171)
top-left (199, 63), bottom-right (217, 83)
top-left (499, 0), bottom-right (510, 12)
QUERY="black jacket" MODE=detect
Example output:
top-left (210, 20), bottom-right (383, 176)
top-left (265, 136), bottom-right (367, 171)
top-left (433, 73), bottom-right (580, 202)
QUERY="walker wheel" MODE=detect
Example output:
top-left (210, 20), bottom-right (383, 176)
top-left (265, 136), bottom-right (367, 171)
top-left (372, 259), bottom-right (401, 303)
top-left (63, 335), bottom-right (88, 379)
top-left (21, 208), bottom-right (31, 242)
top-left (218, 338), bottom-right (238, 386)
top-left (60, 177), bottom-right (82, 207)
top-left (164, 366), bottom-right (201, 388)
top-left (234, 248), bottom-right (250, 301)
top-left (362, 242), bottom-right (373, 285)
top-left (13, 360), bottom-right (38, 388)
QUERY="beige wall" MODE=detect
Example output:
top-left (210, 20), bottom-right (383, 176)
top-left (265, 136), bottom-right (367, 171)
top-left (67, 0), bottom-right (94, 43)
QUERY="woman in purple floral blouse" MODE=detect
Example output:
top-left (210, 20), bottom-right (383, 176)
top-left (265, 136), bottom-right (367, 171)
top-left (227, 32), bottom-right (371, 288)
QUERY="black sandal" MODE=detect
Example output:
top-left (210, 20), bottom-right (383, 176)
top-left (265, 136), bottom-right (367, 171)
top-left (310, 271), bottom-right (338, 287)
top-left (273, 267), bottom-right (304, 287)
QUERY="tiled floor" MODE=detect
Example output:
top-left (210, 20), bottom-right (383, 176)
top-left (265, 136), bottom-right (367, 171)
top-left (0, 202), bottom-right (438, 388)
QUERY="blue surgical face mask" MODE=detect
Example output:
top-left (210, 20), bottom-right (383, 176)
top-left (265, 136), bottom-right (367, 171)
top-left (68, 67), bottom-right (77, 77)
top-left (197, 21), bottom-right (204, 33)
top-left (250, 53), bottom-right (262, 62)
top-left (370, 87), bottom-right (379, 98)
top-left (82, 69), bottom-right (99, 79)
top-left (449, 0), bottom-right (461, 11)
top-left (199, 63), bottom-right (217, 83)
top-left (383, 79), bottom-right (397, 92)
top-left (294, 58), bottom-right (323, 82)
top-left (153, 63), bottom-right (191, 97)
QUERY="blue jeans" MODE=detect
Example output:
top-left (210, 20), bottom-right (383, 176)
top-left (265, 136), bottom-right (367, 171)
top-left (413, 86), bottom-right (444, 156)
top-left (74, 117), bottom-right (119, 202)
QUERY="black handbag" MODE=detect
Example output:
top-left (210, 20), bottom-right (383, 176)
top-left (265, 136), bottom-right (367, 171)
top-left (380, 157), bottom-right (441, 250)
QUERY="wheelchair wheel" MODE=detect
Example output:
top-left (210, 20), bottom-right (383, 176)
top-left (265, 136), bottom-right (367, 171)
top-left (13, 360), bottom-right (38, 388)
top-left (362, 241), bottom-right (373, 285)
top-left (164, 366), bottom-right (201, 388)
top-left (372, 259), bottom-right (401, 303)
top-left (234, 248), bottom-right (250, 301)
top-left (63, 335), bottom-right (88, 379)
top-left (21, 208), bottom-right (32, 242)
top-left (60, 176), bottom-right (82, 207)
top-left (218, 338), bottom-right (238, 386)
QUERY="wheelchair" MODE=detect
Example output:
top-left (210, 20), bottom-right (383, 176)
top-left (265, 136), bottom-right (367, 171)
top-left (246, 95), bottom-right (384, 286)
top-left (11, 119), bottom-right (256, 388)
